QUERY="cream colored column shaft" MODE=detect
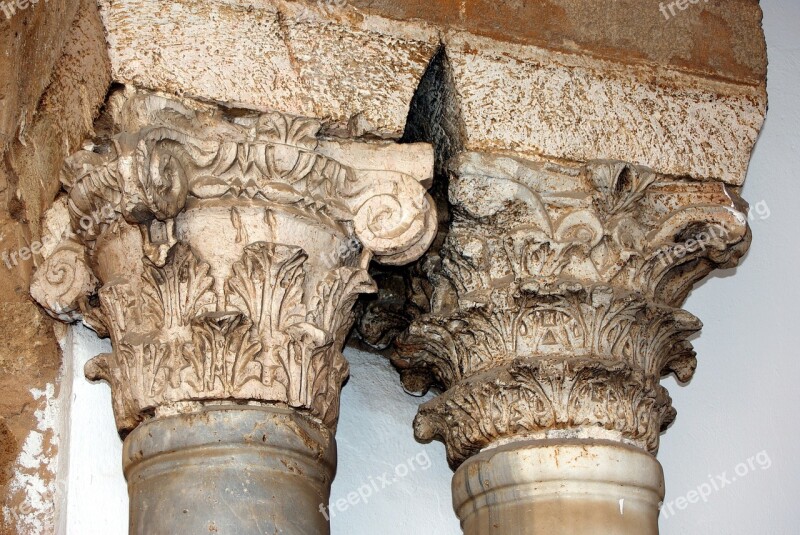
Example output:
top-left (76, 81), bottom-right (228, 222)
top-left (453, 440), bottom-right (663, 535)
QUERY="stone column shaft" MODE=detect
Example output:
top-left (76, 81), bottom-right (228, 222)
top-left (454, 440), bottom-right (664, 535)
top-left (124, 407), bottom-right (335, 534)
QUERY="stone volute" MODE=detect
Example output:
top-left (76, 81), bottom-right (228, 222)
top-left (30, 87), bottom-right (436, 534)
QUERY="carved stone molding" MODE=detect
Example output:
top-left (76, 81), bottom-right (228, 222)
top-left (396, 151), bottom-right (749, 468)
top-left (30, 87), bottom-right (436, 435)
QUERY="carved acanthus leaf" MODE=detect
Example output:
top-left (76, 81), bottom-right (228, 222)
top-left (140, 243), bottom-right (217, 331)
top-left (311, 267), bottom-right (377, 345)
top-left (189, 313), bottom-right (263, 394)
top-left (391, 151), bottom-right (749, 467)
top-left (414, 357), bottom-right (673, 468)
top-left (32, 88), bottom-right (436, 435)
top-left (397, 284), bottom-right (699, 393)
top-left (80, 240), bottom-right (377, 432)
top-left (226, 242), bottom-right (310, 340)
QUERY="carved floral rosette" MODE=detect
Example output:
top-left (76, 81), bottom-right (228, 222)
top-left (31, 88), bottom-right (435, 433)
top-left (396, 152), bottom-right (750, 467)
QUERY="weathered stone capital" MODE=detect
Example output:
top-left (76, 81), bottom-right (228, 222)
top-left (31, 88), bottom-right (436, 434)
top-left (396, 151), bottom-right (750, 467)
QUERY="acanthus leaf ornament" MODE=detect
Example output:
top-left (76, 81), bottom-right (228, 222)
top-left (31, 87), bottom-right (436, 434)
top-left (396, 151), bottom-right (750, 467)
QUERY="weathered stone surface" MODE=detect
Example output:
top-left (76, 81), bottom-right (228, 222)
top-left (0, 302), bottom-right (61, 534)
top-left (444, 32), bottom-right (766, 185)
top-left (396, 153), bottom-right (751, 467)
top-left (7, 0), bottom-right (112, 240)
top-left (0, 0), bottom-right (110, 532)
top-left (95, 0), bottom-right (767, 184)
top-left (31, 87), bottom-right (436, 434)
top-left (358, 1), bottom-right (768, 382)
top-left (0, 0), bottom-right (82, 152)
top-left (348, 0), bottom-right (767, 84)
top-left (97, 0), bottom-right (440, 137)
top-left (0, 1), bottom-right (769, 533)
top-left (29, 87), bottom-right (436, 534)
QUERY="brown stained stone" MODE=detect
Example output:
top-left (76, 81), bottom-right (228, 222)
top-left (7, 0), bottom-right (111, 241)
top-left (0, 0), bottom-right (110, 532)
top-left (347, 0), bottom-right (767, 84)
top-left (0, 301), bottom-right (61, 532)
top-left (0, 0), bottom-right (82, 152)
top-left (0, 179), bottom-right (57, 534)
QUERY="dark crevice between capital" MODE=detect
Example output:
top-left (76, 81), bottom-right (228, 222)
top-left (349, 45), bottom-right (466, 388)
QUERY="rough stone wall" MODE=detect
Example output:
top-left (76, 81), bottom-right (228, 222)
top-left (95, 0), bottom-right (766, 185)
top-left (0, 0), bottom-right (110, 532)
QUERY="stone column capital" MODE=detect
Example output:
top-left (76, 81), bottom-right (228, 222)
top-left (31, 88), bottom-right (436, 434)
top-left (397, 151), bottom-right (750, 467)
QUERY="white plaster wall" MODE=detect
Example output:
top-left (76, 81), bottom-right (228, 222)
top-left (59, 327), bottom-right (127, 534)
top-left (657, 1), bottom-right (800, 533)
top-left (329, 348), bottom-right (459, 534)
top-left (57, 1), bottom-right (800, 533)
